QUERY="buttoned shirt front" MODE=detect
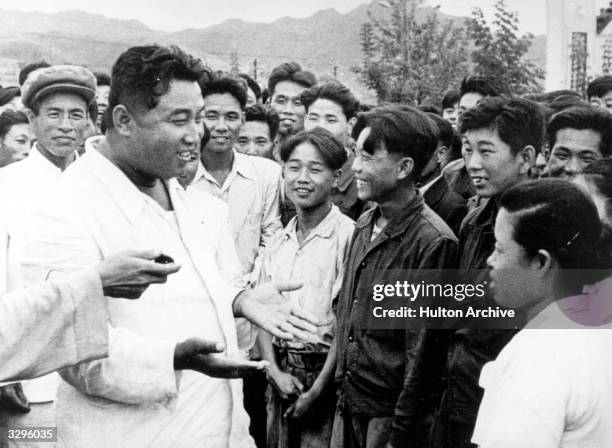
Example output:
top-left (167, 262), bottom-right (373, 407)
top-left (260, 205), bottom-right (355, 350)
top-left (191, 150), bottom-right (282, 281)
top-left (20, 138), bottom-right (253, 448)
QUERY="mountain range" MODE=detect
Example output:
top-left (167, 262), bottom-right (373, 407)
top-left (0, 2), bottom-right (545, 100)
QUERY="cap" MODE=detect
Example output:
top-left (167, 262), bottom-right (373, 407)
top-left (21, 65), bottom-right (97, 109)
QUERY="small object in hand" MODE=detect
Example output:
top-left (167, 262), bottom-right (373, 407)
top-left (154, 254), bottom-right (174, 264)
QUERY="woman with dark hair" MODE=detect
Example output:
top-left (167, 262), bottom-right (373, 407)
top-left (472, 179), bottom-right (612, 447)
top-left (0, 109), bottom-right (34, 167)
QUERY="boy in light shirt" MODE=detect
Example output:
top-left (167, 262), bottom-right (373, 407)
top-left (259, 128), bottom-right (354, 448)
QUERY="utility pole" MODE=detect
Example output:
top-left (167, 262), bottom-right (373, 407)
top-left (252, 58), bottom-right (258, 82)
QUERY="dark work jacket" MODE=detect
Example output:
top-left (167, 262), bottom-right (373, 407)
top-left (444, 164), bottom-right (476, 201)
top-left (423, 176), bottom-right (468, 237)
top-left (334, 192), bottom-right (458, 447)
top-left (433, 198), bottom-right (519, 447)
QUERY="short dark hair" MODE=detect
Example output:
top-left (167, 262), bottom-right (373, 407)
top-left (94, 72), bottom-right (111, 87)
top-left (239, 73), bottom-right (261, 100)
top-left (419, 104), bottom-right (442, 116)
top-left (0, 109), bottom-right (29, 139)
top-left (18, 60), bottom-right (51, 86)
top-left (352, 104), bottom-right (438, 180)
top-left (460, 96), bottom-right (545, 155)
top-left (426, 112), bottom-right (459, 156)
top-left (442, 90), bottom-right (460, 109)
top-left (106, 45), bottom-right (207, 130)
top-left (268, 62), bottom-right (316, 95)
top-left (582, 158), bottom-right (612, 268)
top-left (499, 179), bottom-right (602, 281)
top-left (201, 74), bottom-right (248, 109)
top-left (280, 127), bottom-right (347, 171)
top-left (460, 74), bottom-right (509, 99)
top-left (0, 87), bottom-right (20, 107)
top-left (300, 81), bottom-right (359, 120)
top-left (547, 106), bottom-right (612, 157)
top-left (587, 75), bottom-right (612, 99)
top-left (244, 104), bottom-right (280, 141)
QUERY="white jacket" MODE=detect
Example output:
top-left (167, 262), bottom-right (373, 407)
top-left (21, 141), bottom-right (253, 448)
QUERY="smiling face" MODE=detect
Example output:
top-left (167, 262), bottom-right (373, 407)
top-left (547, 128), bottom-right (602, 180)
top-left (352, 127), bottom-right (403, 203)
top-left (125, 79), bottom-right (204, 180)
top-left (304, 98), bottom-right (350, 145)
top-left (202, 93), bottom-right (243, 155)
top-left (463, 127), bottom-right (528, 198)
top-left (283, 141), bottom-right (338, 211)
top-left (235, 120), bottom-right (273, 159)
top-left (29, 92), bottom-right (88, 161)
top-left (269, 81), bottom-right (307, 138)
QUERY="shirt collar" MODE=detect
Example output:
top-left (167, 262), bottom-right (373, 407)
top-left (194, 149), bottom-right (257, 186)
top-left (29, 143), bottom-right (74, 175)
top-left (355, 191), bottom-right (425, 238)
top-left (83, 136), bottom-right (182, 226)
top-left (283, 204), bottom-right (342, 243)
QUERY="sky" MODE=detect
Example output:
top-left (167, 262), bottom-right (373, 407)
top-left (1, 0), bottom-right (609, 35)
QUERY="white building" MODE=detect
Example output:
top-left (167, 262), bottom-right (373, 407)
top-left (546, 0), bottom-right (612, 92)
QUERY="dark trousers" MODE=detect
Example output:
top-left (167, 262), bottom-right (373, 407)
top-left (244, 370), bottom-right (268, 448)
top-left (329, 405), bottom-right (393, 448)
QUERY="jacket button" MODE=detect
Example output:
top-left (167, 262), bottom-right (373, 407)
top-left (360, 261), bottom-right (367, 268)
top-left (348, 335), bottom-right (354, 342)
top-left (346, 370), bottom-right (352, 378)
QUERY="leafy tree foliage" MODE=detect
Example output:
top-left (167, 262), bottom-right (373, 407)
top-left (355, 0), bottom-right (470, 105)
top-left (468, 0), bottom-right (544, 94)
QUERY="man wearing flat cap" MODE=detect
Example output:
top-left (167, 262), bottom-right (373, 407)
top-left (0, 65), bottom-right (96, 447)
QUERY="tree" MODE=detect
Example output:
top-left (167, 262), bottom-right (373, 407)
top-left (354, 0), bottom-right (470, 105)
top-left (468, 0), bottom-right (544, 94)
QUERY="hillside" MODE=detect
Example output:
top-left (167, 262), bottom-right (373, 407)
top-left (0, 2), bottom-right (546, 99)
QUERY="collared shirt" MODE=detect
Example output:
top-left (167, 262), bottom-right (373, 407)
top-left (0, 145), bottom-right (69, 403)
top-left (191, 150), bottom-right (282, 282)
top-left (20, 138), bottom-right (253, 447)
top-left (334, 192), bottom-right (458, 446)
top-left (473, 302), bottom-right (612, 447)
top-left (260, 204), bottom-right (355, 350)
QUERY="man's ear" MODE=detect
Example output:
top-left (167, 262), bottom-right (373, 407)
top-left (347, 116), bottom-right (358, 137)
top-left (518, 145), bottom-right (536, 175)
top-left (532, 248), bottom-right (554, 274)
top-left (397, 157), bottom-right (414, 181)
top-left (112, 105), bottom-right (134, 136)
top-left (25, 108), bottom-right (36, 125)
top-left (332, 168), bottom-right (342, 189)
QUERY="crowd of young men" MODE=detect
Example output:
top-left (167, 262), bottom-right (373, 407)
top-left (0, 43), bottom-right (612, 448)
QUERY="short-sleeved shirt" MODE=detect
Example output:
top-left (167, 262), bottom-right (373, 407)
top-left (260, 204), bottom-right (355, 351)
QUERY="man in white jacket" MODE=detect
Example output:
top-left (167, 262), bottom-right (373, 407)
top-left (20, 44), bottom-right (316, 448)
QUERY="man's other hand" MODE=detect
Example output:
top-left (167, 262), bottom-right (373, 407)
top-left (173, 338), bottom-right (268, 378)
top-left (96, 249), bottom-right (181, 299)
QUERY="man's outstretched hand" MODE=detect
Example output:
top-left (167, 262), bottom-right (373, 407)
top-left (173, 338), bottom-right (268, 378)
top-left (233, 280), bottom-right (321, 342)
top-left (96, 249), bottom-right (181, 299)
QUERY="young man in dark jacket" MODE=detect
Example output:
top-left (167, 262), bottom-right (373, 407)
top-left (331, 105), bottom-right (458, 448)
